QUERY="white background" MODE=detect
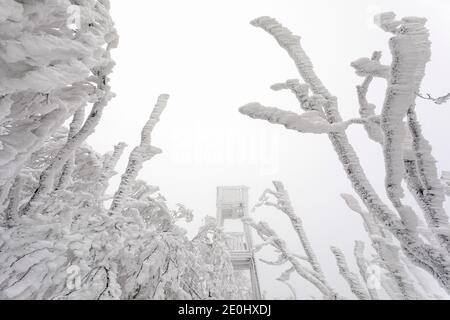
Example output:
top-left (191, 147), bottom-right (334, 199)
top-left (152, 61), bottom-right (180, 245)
top-left (87, 0), bottom-right (450, 299)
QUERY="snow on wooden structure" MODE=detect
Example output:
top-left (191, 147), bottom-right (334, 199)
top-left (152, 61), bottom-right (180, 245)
top-left (216, 186), bottom-right (262, 300)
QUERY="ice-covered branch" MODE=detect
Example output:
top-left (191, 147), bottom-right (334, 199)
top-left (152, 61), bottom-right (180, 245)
top-left (331, 246), bottom-right (371, 300)
top-left (371, 14), bottom-right (450, 253)
top-left (245, 14), bottom-right (450, 293)
top-left (271, 79), bottom-right (325, 112)
top-left (97, 142), bottom-right (128, 195)
top-left (18, 2), bottom-right (118, 217)
top-left (4, 175), bottom-right (23, 227)
top-left (377, 14), bottom-right (436, 241)
top-left (351, 57), bottom-right (390, 79)
top-left (21, 77), bottom-right (115, 217)
top-left (0, 0), bottom-right (118, 187)
top-left (342, 194), bottom-right (423, 299)
top-left (239, 103), bottom-right (363, 134)
top-left (244, 218), bottom-right (341, 299)
top-left (354, 241), bottom-right (379, 300)
top-left (109, 94), bottom-right (169, 216)
top-left (406, 108), bottom-right (450, 251)
top-left (441, 172), bottom-right (450, 197)
top-left (353, 48), bottom-right (450, 249)
top-left (341, 194), bottom-right (382, 236)
top-left (356, 51), bottom-right (384, 144)
top-left (255, 181), bottom-right (326, 281)
top-left (417, 92), bottom-right (450, 105)
top-left (54, 107), bottom-right (86, 192)
top-left (250, 16), bottom-right (331, 97)
top-left (277, 267), bottom-right (297, 300)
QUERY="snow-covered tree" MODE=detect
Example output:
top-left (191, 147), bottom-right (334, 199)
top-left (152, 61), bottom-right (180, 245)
top-left (239, 13), bottom-right (450, 296)
top-left (0, 0), bottom-right (240, 300)
top-left (0, 0), bottom-right (118, 205)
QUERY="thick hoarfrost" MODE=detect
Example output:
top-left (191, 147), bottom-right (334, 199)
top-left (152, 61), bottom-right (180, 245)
top-left (239, 103), bottom-right (354, 134)
top-left (1, 0), bottom-right (450, 300)
top-left (0, 0), bottom-right (117, 190)
top-left (240, 13), bottom-right (450, 295)
top-left (0, 0), bottom-right (246, 300)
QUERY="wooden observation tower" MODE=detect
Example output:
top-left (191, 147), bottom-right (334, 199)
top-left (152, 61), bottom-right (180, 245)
top-left (216, 186), bottom-right (262, 300)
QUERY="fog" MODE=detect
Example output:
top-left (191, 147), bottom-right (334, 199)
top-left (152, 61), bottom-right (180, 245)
top-left (87, 0), bottom-right (450, 299)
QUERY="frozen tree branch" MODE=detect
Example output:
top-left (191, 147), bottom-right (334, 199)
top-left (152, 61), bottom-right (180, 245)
top-left (109, 94), bottom-right (169, 216)
top-left (240, 103), bottom-right (366, 134)
top-left (342, 194), bottom-right (423, 299)
top-left (353, 48), bottom-right (450, 251)
top-left (271, 79), bottom-right (325, 112)
top-left (376, 14), bottom-right (447, 251)
top-left (18, 2), bottom-right (118, 217)
top-left (441, 171), bottom-right (450, 197)
top-left (54, 107), bottom-right (86, 192)
top-left (21, 78), bottom-right (115, 217)
top-left (0, 0), bottom-right (118, 188)
top-left (351, 57), bottom-right (390, 79)
top-left (277, 267), bottom-right (297, 300)
top-left (254, 181), bottom-right (326, 281)
top-left (241, 14), bottom-right (450, 293)
top-left (4, 175), bottom-right (23, 228)
top-left (97, 142), bottom-right (128, 195)
top-left (353, 241), bottom-right (379, 300)
top-left (417, 92), bottom-right (450, 105)
top-left (331, 246), bottom-right (371, 300)
top-left (355, 51), bottom-right (384, 144)
top-left (406, 108), bottom-right (450, 251)
top-left (244, 218), bottom-right (342, 299)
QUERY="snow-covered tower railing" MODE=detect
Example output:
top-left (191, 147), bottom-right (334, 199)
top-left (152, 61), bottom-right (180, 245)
top-left (216, 186), bottom-right (262, 300)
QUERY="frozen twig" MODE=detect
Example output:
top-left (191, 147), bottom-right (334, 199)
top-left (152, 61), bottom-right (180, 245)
top-left (417, 92), bottom-right (450, 105)
top-left (109, 94), bottom-right (169, 216)
top-left (244, 218), bottom-right (342, 299)
top-left (353, 241), bottom-right (379, 300)
top-left (255, 181), bottom-right (326, 281)
top-left (331, 246), bottom-right (371, 300)
top-left (342, 194), bottom-right (423, 299)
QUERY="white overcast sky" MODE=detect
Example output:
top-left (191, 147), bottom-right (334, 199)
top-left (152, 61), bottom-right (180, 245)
top-left (87, 0), bottom-right (450, 299)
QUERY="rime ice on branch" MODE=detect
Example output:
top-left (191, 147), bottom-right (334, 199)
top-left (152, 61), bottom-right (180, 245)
top-left (0, 0), bottom-right (118, 195)
top-left (0, 1), bottom-right (243, 301)
top-left (240, 13), bottom-right (450, 294)
top-left (250, 181), bottom-right (344, 299)
top-left (109, 94), bottom-right (169, 216)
